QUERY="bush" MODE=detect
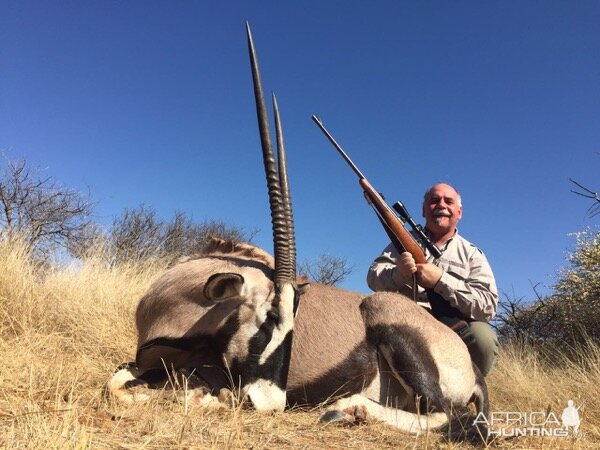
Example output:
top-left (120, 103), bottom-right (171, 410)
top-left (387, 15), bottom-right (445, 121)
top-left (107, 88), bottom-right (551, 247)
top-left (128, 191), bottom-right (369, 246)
top-left (497, 228), bottom-right (600, 350)
top-left (73, 205), bottom-right (256, 266)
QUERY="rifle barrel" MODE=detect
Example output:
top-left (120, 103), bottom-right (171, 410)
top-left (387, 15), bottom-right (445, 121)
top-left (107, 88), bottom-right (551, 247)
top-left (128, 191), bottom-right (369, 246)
top-left (311, 115), bottom-right (366, 179)
top-left (313, 114), bottom-right (428, 264)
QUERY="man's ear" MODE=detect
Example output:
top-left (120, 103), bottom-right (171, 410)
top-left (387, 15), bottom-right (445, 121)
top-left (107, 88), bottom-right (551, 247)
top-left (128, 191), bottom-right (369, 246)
top-left (204, 273), bottom-right (245, 302)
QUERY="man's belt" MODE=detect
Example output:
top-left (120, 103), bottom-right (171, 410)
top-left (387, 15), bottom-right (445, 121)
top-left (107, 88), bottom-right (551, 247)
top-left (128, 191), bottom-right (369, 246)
top-left (450, 320), bottom-right (469, 333)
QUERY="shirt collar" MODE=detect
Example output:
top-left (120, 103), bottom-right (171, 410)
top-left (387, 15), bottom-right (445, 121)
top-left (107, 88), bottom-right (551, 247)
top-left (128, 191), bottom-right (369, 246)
top-left (424, 227), bottom-right (458, 252)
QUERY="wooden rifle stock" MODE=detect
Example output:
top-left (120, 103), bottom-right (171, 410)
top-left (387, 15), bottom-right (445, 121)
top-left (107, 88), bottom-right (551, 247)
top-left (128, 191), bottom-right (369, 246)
top-left (311, 115), bottom-right (426, 264)
top-left (359, 178), bottom-right (427, 264)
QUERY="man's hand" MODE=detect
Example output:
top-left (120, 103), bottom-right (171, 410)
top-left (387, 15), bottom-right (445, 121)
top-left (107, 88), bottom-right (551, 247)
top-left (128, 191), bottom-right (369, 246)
top-left (394, 252), bottom-right (417, 280)
top-left (415, 263), bottom-right (443, 289)
top-left (393, 252), bottom-right (443, 289)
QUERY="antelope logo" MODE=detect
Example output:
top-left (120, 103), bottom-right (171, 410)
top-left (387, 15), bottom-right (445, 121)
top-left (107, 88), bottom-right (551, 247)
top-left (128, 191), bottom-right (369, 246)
top-left (107, 23), bottom-right (489, 439)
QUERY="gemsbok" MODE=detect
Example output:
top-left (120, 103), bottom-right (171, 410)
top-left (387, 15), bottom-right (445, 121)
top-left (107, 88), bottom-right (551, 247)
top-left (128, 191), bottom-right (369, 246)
top-left (108, 24), bottom-right (489, 439)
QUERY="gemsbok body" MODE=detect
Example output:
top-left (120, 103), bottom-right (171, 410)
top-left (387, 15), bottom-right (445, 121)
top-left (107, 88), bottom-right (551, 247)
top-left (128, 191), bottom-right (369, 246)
top-left (108, 24), bottom-right (489, 438)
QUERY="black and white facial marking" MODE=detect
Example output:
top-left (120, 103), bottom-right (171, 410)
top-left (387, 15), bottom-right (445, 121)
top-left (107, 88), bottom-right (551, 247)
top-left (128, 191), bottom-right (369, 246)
top-left (199, 263), bottom-right (296, 411)
top-left (228, 284), bottom-right (296, 411)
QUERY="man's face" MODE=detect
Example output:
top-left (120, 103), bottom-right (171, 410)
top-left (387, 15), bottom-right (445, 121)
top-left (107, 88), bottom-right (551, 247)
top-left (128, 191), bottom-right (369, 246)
top-left (422, 184), bottom-right (463, 235)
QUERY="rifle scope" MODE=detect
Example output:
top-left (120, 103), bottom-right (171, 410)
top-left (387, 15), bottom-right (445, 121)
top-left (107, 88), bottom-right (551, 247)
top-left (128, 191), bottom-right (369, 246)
top-left (392, 201), bottom-right (442, 259)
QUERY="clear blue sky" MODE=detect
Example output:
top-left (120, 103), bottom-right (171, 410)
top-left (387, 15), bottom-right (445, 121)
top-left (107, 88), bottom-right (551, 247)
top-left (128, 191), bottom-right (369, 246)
top-left (2, 1), bottom-right (599, 300)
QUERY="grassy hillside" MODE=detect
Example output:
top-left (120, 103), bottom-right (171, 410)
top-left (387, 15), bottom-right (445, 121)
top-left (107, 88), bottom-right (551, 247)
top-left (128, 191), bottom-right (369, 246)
top-left (0, 238), bottom-right (598, 449)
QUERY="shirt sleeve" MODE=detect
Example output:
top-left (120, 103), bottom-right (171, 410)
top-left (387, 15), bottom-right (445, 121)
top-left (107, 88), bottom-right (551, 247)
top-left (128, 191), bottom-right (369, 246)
top-left (433, 248), bottom-right (498, 321)
top-left (366, 244), bottom-right (414, 296)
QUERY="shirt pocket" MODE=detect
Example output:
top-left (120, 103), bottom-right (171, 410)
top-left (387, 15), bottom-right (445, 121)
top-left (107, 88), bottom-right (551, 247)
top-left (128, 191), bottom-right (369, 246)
top-left (439, 260), bottom-right (469, 280)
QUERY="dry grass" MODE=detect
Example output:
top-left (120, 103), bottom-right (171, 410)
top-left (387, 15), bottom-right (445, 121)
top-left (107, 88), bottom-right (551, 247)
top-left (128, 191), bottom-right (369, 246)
top-left (0, 238), bottom-right (598, 449)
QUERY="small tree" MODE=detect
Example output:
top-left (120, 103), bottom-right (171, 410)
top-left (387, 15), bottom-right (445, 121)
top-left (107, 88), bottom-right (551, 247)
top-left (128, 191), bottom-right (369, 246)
top-left (109, 205), bottom-right (164, 263)
top-left (79, 205), bottom-right (257, 265)
top-left (551, 229), bottom-right (600, 344)
top-left (299, 254), bottom-right (354, 286)
top-left (0, 157), bottom-right (94, 260)
top-left (163, 214), bottom-right (252, 257)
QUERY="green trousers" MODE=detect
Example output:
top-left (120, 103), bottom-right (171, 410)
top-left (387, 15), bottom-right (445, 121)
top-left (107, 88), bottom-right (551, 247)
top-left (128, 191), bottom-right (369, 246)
top-left (456, 321), bottom-right (499, 377)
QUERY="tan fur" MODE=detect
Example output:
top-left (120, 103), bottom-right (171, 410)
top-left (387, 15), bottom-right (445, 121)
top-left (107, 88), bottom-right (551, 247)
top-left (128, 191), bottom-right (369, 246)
top-left (289, 284), bottom-right (366, 392)
top-left (112, 240), bottom-right (484, 434)
top-left (359, 292), bottom-right (475, 405)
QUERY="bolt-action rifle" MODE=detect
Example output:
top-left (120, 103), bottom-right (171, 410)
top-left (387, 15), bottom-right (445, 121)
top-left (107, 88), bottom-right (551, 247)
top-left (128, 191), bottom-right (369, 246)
top-left (311, 115), bottom-right (440, 262)
top-left (312, 115), bottom-right (467, 329)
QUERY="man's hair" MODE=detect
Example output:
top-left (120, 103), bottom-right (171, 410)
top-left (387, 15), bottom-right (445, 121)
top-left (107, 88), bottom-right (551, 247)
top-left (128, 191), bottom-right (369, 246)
top-left (423, 183), bottom-right (462, 207)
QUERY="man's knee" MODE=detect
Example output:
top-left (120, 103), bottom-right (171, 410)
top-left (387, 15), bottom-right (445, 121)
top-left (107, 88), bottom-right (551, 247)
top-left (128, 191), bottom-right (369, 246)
top-left (460, 321), bottom-right (499, 377)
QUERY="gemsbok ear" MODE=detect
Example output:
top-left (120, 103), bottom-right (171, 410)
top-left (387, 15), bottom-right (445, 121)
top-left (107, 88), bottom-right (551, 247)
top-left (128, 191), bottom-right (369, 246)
top-left (204, 273), bottom-right (245, 302)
